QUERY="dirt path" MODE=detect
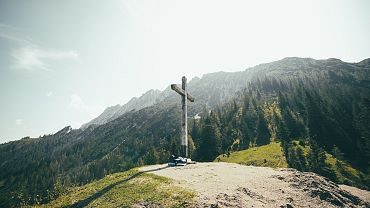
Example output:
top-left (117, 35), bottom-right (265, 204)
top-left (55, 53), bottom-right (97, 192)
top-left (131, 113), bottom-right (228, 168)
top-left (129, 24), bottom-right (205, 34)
top-left (140, 162), bottom-right (369, 207)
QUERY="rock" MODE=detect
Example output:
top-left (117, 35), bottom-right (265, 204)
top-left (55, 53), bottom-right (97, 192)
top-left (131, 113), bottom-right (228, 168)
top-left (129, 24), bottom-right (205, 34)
top-left (140, 163), bottom-right (370, 208)
top-left (280, 203), bottom-right (294, 208)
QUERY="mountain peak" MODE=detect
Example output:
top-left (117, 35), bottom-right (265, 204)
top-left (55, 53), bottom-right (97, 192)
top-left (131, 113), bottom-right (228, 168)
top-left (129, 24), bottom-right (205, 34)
top-left (81, 89), bottom-right (163, 129)
top-left (82, 57), bottom-right (370, 130)
top-left (357, 58), bottom-right (370, 67)
top-left (55, 126), bottom-right (73, 135)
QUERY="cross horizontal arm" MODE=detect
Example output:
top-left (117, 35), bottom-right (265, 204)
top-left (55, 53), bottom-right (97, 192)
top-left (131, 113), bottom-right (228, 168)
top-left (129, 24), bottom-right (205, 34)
top-left (171, 84), bottom-right (195, 102)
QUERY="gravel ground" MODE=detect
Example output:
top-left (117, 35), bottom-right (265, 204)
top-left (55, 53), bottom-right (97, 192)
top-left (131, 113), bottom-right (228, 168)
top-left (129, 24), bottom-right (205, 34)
top-left (339, 185), bottom-right (370, 204)
top-left (140, 162), bottom-right (370, 207)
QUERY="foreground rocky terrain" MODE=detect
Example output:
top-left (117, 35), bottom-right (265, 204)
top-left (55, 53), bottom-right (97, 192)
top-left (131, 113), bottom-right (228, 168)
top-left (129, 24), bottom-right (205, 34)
top-left (140, 162), bottom-right (370, 207)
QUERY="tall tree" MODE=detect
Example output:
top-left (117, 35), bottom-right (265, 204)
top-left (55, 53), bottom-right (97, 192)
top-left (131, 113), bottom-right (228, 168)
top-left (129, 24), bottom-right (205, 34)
top-left (256, 108), bottom-right (271, 146)
top-left (144, 148), bottom-right (159, 165)
top-left (308, 140), bottom-right (336, 180)
top-left (355, 98), bottom-right (370, 167)
top-left (196, 114), bottom-right (221, 161)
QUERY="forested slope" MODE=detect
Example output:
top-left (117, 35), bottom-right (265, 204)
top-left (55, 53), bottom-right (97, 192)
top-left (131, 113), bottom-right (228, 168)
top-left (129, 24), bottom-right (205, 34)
top-left (0, 57), bottom-right (369, 207)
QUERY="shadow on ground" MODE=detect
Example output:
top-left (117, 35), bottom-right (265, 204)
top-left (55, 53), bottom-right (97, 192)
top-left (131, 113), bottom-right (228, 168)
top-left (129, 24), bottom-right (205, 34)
top-left (70, 165), bottom-right (169, 208)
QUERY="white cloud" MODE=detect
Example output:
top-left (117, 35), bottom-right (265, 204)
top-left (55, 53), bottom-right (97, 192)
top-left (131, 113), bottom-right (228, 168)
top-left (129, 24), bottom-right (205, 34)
top-left (68, 93), bottom-right (102, 128)
top-left (69, 93), bottom-right (100, 115)
top-left (0, 23), bottom-right (32, 44)
top-left (1, 23), bottom-right (79, 71)
top-left (10, 46), bottom-right (78, 71)
top-left (69, 93), bottom-right (89, 111)
top-left (15, 119), bottom-right (23, 126)
top-left (46, 91), bottom-right (53, 97)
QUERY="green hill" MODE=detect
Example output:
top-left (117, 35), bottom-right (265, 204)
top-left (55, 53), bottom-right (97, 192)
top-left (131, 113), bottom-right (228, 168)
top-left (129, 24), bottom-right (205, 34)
top-left (215, 142), bottom-right (368, 190)
top-left (214, 142), bottom-right (288, 168)
top-left (36, 168), bottom-right (195, 208)
top-left (41, 143), bottom-right (367, 208)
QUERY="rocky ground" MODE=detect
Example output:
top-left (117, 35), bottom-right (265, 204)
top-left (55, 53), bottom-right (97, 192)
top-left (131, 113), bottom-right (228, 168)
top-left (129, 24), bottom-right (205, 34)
top-left (140, 162), bottom-right (370, 208)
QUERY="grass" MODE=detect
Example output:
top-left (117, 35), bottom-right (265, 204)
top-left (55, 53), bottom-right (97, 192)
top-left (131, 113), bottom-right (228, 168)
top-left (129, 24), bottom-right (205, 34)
top-left (215, 141), bottom-right (368, 189)
top-left (37, 168), bottom-right (195, 208)
top-left (215, 142), bottom-right (288, 168)
top-left (291, 141), bottom-right (364, 186)
top-left (325, 153), bottom-right (364, 187)
top-left (288, 141), bottom-right (366, 188)
top-left (33, 141), bottom-right (368, 207)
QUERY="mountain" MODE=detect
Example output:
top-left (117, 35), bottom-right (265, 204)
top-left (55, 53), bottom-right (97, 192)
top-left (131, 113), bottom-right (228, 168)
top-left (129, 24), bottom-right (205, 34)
top-left (81, 89), bottom-right (163, 129)
top-left (80, 70), bottom-right (257, 129)
top-left (83, 57), bottom-right (370, 129)
top-left (0, 57), bottom-right (369, 207)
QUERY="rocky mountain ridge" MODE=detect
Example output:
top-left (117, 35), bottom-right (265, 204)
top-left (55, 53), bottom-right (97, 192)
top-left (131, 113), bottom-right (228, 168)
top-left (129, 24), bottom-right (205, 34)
top-left (81, 89), bottom-right (163, 129)
top-left (82, 57), bottom-right (368, 130)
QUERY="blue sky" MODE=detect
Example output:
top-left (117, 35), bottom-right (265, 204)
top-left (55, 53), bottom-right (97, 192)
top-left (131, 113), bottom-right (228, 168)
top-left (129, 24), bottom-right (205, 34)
top-left (0, 0), bottom-right (369, 143)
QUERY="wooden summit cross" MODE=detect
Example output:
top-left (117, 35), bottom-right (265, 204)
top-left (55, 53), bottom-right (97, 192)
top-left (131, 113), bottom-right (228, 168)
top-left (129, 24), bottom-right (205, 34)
top-left (171, 76), bottom-right (194, 158)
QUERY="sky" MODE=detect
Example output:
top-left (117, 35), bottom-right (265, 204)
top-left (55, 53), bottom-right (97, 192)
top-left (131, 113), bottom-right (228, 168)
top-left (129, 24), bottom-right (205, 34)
top-left (0, 0), bottom-right (369, 143)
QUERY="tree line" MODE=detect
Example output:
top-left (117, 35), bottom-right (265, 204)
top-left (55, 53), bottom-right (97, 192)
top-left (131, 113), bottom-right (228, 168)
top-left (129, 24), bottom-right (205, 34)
top-left (0, 74), bottom-right (369, 207)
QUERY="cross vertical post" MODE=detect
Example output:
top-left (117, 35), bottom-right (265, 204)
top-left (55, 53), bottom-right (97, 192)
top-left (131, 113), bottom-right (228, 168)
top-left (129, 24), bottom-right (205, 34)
top-left (171, 76), bottom-right (195, 158)
top-left (181, 76), bottom-right (188, 157)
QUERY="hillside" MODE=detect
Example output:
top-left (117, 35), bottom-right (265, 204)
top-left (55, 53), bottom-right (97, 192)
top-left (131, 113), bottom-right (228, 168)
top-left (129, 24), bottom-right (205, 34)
top-left (215, 142), bottom-right (288, 168)
top-left (42, 163), bottom-right (370, 207)
top-left (37, 168), bottom-right (195, 208)
top-left (1, 57), bottom-right (369, 207)
top-left (139, 163), bottom-right (370, 207)
top-left (215, 142), bottom-right (366, 190)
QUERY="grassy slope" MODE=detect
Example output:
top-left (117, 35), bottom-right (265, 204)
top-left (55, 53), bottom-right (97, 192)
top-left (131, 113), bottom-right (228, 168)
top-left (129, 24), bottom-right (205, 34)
top-left (36, 142), bottom-right (367, 207)
top-left (324, 153), bottom-right (364, 187)
top-left (215, 142), bottom-right (288, 168)
top-left (291, 141), bottom-right (364, 187)
top-left (37, 169), bottom-right (195, 208)
top-left (216, 141), bottom-right (367, 189)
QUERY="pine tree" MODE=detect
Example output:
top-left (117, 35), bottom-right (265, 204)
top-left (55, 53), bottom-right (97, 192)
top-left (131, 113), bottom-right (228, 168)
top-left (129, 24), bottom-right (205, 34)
top-left (296, 146), bottom-right (308, 171)
top-left (191, 120), bottom-right (201, 143)
top-left (355, 98), bottom-right (370, 168)
top-left (305, 91), bottom-right (326, 146)
top-left (308, 140), bottom-right (323, 173)
top-left (144, 148), bottom-right (159, 165)
top-left (286, 142), bottom-right (307, 171)
top-left (196, 115), bottom-right (222, 161)
top-left (187, 135), bottom-right (196, 158)
top-left (308, 140), bottom-right (336, 180)
top-left (332, 145), bottom-right (344, 161)
top-left (240, 96), bottom-right (251, 149)
top-left (256, 108), bottom-right (271, 146)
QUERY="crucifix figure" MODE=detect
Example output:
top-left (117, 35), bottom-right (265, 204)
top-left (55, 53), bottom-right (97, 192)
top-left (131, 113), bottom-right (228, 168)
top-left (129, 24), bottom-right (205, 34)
top-left (171, 76), bottom-right (195, 158)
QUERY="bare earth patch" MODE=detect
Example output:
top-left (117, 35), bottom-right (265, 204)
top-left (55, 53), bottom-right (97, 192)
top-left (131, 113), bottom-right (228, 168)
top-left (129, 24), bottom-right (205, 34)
top-left (339, 185), bottom-right (370, 204)
top-left (140, 162), bottom-right (370, 207)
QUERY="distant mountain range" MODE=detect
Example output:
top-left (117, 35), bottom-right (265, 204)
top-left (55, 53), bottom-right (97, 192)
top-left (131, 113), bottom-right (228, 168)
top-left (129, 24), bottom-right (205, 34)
top-left (0, 57), bottom-right (369, 207)
top-left (81, 89), bottom-right (163, 129)
top-left (83, 57), bottom-right (370, 129)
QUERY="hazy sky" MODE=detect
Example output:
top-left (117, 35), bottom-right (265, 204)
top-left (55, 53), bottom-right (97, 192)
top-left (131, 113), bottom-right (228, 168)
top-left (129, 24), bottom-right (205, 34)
top-left (0, 0), bottom-right (369, 143)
